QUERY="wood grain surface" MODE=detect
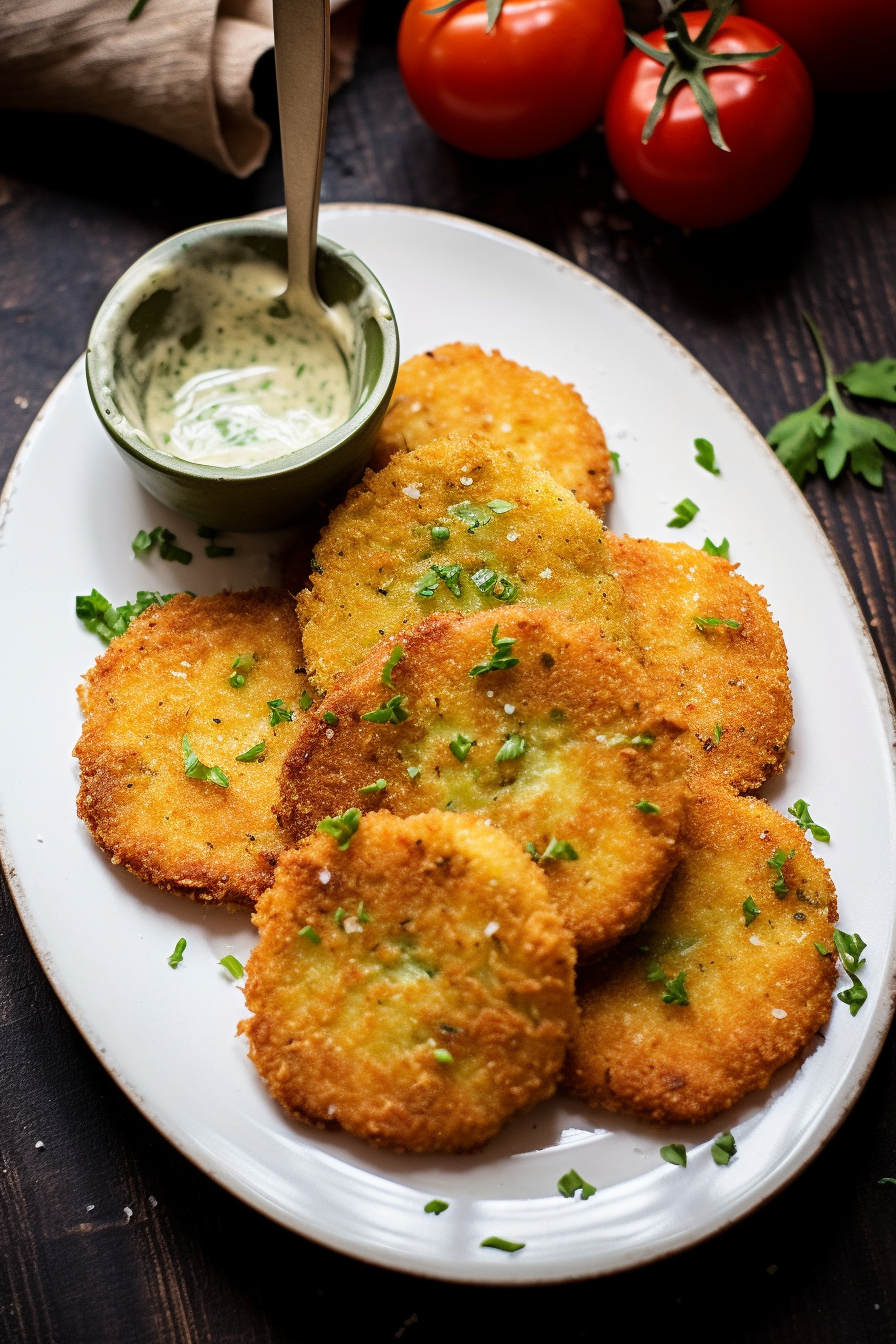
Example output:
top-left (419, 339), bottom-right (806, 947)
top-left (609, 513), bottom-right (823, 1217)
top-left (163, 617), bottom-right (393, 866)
top-left (1, 4), bottom-right (895, 1341)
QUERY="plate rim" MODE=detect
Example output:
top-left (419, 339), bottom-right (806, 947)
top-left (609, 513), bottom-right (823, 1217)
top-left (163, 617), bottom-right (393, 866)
top-left (2, 202), bottom-right (896, 1284)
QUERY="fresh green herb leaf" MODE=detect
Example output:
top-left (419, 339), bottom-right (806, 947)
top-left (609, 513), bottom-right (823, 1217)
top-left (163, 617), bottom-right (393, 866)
top-left (449, 733), bottom-right (475, 762)
top-left (132, 527), bottom-right (161, 556)
top-left (767, 848), bottom-right (794, 896)
top-left (667, 497), bottom-right (699, 529)
top-left (334, 908), bottom-right (345, 925)
top-left (424, 1199), bottom-right (449, 1214)
top-left (839, 359), bottom-right (896, 403)
top-left (127, 0), bottom-right (151, 20)
top-left (317, 809), bottom-right (361, 849)
top-left (309, 555), bottom-right (323, 574)
top-left (833, 929), bottom-right (868, 1015)
top-left (713, 723), bottom-right (724, 744)
top-left (181, 735), bottom-right (229, 787)
top-left (609, 450), bottom-right (620, 473)
top-left (711, 1131), bottom-right (737, 1165)
top-left (694, 438), bottom-right (721, 475)
top-left (495, 734), bottom-right (526, 762)
top-left (448, 500), bottom-right (494, 532)
top-left (268, 699), bottom-right (294, 726)
top-left (218, 954), bottom-right (243, 978)
top-left (557, 1169), bottom-right (596, 1200)
top-left (433, 1048), bottom-right (453, 1064)
top-left (660, 1144), bottom-right (687, 1168)
top-left (469, 625), bottom-right (519, 676)
top-left (646, 960), bottom-right (666, 983)
top-left (407, 765), bottom-right (421, 780)
top-left (229, 653), bottom-right (254, 688)
top-left (357, 902), bottom-right (373, 924)
top-left (299, 690), bottom-right (314, 711)
top-left (879, 1177), bottom-right (896, 1186)
top-left (381, 645), bottom-right (405, 688)
top-left (694, 614), bottom-right (741, 632)
top-left (838, 980), bottom-right (869, 1015)
top-left (359, 778), bottom-right (387, 794)
top-left (431, 526), bottom-right (451, 542)
top-left (362, 694), bottom-right (410, 724)
top-left (168, 937), bottom-right (186, 968)
top-left (299, 925), bottom-right (321, 944)
top-left (702, 536), bottom-right (730, 559)
top-left (541, 838), bottom-right (578, 861)
top-left (525, 841), bottom-right (539, 859)
top-left (470, 568), bottom-right (518, 603)
top-left (487, 499), bottom-right (514, 514)
top-left (414, 563), bottom-right (464, 600)
top-left (323, 711), bottom-right (339, 726)
top-left (815, 941), bottom-right (831, 956)
top-left (157, 529), bottom-right (192, 565)
top-left (634, 800), bottom-right (660, 814)
top-left (76, 589), bottom-right (178, 643)
top-left (787, 799), bottom-right (830, 842)
top-left (235, 742), bottom-right (265, 762)
top-left (630, 732), bottom-right (656, 748)
top-left (480, 1236), bottom-right (525, 1252)
top-left (743, 895), bottom-right (761, 926)
top-left (661, 970), bottom-right (689, 1005)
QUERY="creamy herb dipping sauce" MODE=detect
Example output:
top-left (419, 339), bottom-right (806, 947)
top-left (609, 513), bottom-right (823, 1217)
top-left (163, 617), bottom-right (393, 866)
top-left (142, 258), bottom-right (352, 469)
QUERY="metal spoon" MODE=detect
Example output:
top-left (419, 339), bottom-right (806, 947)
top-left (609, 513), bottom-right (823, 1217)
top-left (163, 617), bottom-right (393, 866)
top-left (272, 0), bottom-right (330, 320)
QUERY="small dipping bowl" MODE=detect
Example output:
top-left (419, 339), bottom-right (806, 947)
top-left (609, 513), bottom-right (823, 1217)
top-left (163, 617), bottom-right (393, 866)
top-left (86, 218), bottom-right (399, 531)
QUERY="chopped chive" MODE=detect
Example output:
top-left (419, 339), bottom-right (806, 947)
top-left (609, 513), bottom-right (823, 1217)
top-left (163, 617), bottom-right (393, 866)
top-left (424, 1199), bottom-right (449, 1214)
top-left (182, 735), bottom-right (229, 787)
top-left (381, 645), bottom-right (406, 688)
top-left (481, 1237), bottom-right (525, 1252)
top-left (433, 1048), bottom-right (453, 1063)
top-left (299, 690), bottom-right (314, 711)
top-left (450, 733), bottom-right (475, 762)
top-left (268, 698), bottom-right (294, 726)
top-left (495, 734), bottom-right (526, 762)
top-left (357, 902), bottom-right (373, 924)
top-left (235, 742), bottom-right (265, 762)
top-left (323, 711), bottom-right (339, 726)
top-left (743, 895), bottom-right (761, 926)
top-left (317, 809), bottom-right (361, 849)
top-left (694, 615), bottom-right (741, 632)
top-left (815, 941), bottom-right (831, 956)
top-left (713, 723), bottom-right (724, 744)
top-left (168, 937), bottom-right (186, 968)
top-left (609, 450), bottom-right (620, 473)
top-left (702, 536), bottom-right (730, 559)
top-left (362, 694), bottom-right (409, 724)
top-left (449, 501), bottom-right (493, 533)
top-left (218, 954), bottom-right (243, 978)
top-left (660, 1143), bottom-right (687, 1167)
top-left (359, 778), bottom-right (387, 794)
top-left (229, 653), bottom-right (254, 688)
top-left (541, 838), bottom-right (578, 861)
top-left (77, 588), bottom-right (180, 643)
top-left (469, 625), bottom-right (519, 676)
top-left (694, 438), bottom-right (721, 475)
top-left (334, 908), bottom-right (345, 925)
top-left (767, 848), bottom-right (794, 896)
top-left (634, 800), bottom-right (660, 814)
top-left (431, 526), bottom-right (451, 542)
top-left (407, 764), bottom-right (421, 779)
top-left (488, 499), bottom-right (514, 514)
top-left (557, 1169), bottom-right (596, 1200)
top-left (667, 498), bottom-right (699, 529)
top-left (299, 926), bottom-right (321, 944)
top-left (711, 1131), bottom-right (736, 1165)
top-left (470, 567), bottom-right (518, 603)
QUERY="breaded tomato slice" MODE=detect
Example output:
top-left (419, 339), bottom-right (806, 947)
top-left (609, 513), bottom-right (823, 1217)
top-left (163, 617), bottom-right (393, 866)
top-left (278, 609), bottom-right (688, 959)
top-left (75, 589), bottom-right (306, 907)
top-left (299, 432), bottom-right (629, 689)
top-left (239, 811), bottom-right (577, 1153)
top-left (565, 785), bottom-right (838, 1125)
top-left (370, 343), bottom-right (613, 511)
top-left (607, 535), bottom-right (792, 791)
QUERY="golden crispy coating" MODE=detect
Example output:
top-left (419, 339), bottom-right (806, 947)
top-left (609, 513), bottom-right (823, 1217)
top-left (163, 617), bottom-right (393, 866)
top-left (607, 535), bottom-right (792, 791)
top-left (75, 589), bottom-right (306, 907)
top-left (299, 432), bottom-right (629, 689)
top-left (279, 608), bottom-right (688, 959)
top-left (370, 343), bottom-right (613, 511)
top-left (565, 785), bottom-right (838, 1124)
top-left (240, 811), bottom-right (577, 1153)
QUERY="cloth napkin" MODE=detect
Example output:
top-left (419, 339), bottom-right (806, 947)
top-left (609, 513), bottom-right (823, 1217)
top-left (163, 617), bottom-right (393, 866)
top-left (0, 0), bottom-right (361, 178)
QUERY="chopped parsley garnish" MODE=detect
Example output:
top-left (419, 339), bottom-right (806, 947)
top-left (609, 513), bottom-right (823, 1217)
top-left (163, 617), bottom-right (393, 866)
top-left (218, 954), bottom-right (244, 979)
top-left (660, 1144), bottom-right (687, 1168)
top-left (299, 925), bottom-right (321, 943)
top-left (381, 645), bottom-right (405, 688)
top-left (357, 902), bottom-right (373, 924)
top-left (229, 653), bottom-right (254, 688)
top-left (647, 961), bottom-right (689, 1005)
top-left (713, 723), bottom-right (724, 744)
top-left (359, 778), bottom-right (387, 794)
top-left (433, 1048), bottom-right (453, 1064)
top-left (470, 568), bottom-right (518, 603)
top-left (182, 735), bottom-right (229, 787)
top-left (168, 937), bottom-right (186, 968)
top-left (362, 694), bottom-right (410, 724)
top-left (424, 1199), bottom-right (449, 1214)
top-left (268, 699), bottom-right (294, 726)
top-left (495, 734), bottom-right (526, 762)
top-left (788, 799), bottom-right (830, 842)
top-left (131, 526), bottom-right (192, 564)
top-left (323, 711), bottom-right (339, 726)
top-left (694, 615), bottom-right (741, 632)
top-left (414, 563), bottom-right (463, 600)
top-left (334, 908), bottom-right (345, 925)
top-left (541, 838), bottom-right (578, 861)
top-left (694, 438), bottom-right (721, 475)
top-left (469, 625), bottom-right (519, 676)
top-left (235, 742), bottom-right (265, 762)
top-left (609, 450), bottom-right (620, 473)
top-left (488, 498), bottom-right (514, 514)
top-left (317, 809), bottom-right (361, 849)
top-left (450, 733), bottom-right (475, 762)
top-left (557, 1169), bottom-right (596, 1200)
top-left (667, 497), bottom-right (699, 529)
top-left (702, 536), bottom-right (730, 559)
top-left (634, 800), bottom-right (660, 814)
top-left (767, 848), bottom-right (794, 896)
top-left (711, 1131), bottom-right (737, 1165)
top-left (481, 1237), bottom-right (525, 1253)
top-left (76, 588), bottom-right (179, 643)
top-left (815, 941), bottom-right (831, 956)
top-left (299, 690), bottom-right (314, 711)
top-left (743, 895), bottom-right (761, 926)
top-left (431, 526), bottom-right (450, 542)
top-left (833, 929), bottom-right (868, 1015)
top-left (407, 764), bottom-right (421, 779)
top-left (448, 501), bottom-right (494, 532)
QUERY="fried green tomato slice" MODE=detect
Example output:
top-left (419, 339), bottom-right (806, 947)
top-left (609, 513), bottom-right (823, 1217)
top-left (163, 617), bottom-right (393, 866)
top-left (299, 432), bottom-right (629, 689)
top-left (278, 608), bottom-right (688, 959)
top-left (369, 343), bottom-right (613, 511)
top-left (75, 589), bottom-right (306, 907)
top-left (565, 785), bottom-right (838, 1125)
top-left (239, 810), bottom-right (577, 1153)
top-left (607, 535), bottom-right (793, 791)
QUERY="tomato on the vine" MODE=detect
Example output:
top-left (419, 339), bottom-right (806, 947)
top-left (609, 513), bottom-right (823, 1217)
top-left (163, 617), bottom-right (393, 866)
top-left (397, 0), bottom-right (626, 160)
top-left (741, 0), bottom-right (896, 91)
top-left (604, 11), bottom-right (814, 229)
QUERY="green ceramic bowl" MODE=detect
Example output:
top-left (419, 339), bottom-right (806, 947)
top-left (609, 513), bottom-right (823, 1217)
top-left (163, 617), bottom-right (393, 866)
top-left (85, 218), bottom-right (399, 532)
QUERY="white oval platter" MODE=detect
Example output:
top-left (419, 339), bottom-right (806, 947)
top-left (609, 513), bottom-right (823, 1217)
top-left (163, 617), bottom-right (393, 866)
top-left (1, 204), bottom-right (894, 1285)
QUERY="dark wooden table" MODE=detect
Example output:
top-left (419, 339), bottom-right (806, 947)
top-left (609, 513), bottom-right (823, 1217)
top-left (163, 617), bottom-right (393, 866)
top-left (2, 5), bottom-right (895, 1340)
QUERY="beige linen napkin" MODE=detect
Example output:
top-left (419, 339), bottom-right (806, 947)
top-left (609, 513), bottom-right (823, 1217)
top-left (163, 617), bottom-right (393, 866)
top-left (0, 0), bottom-right (362, 178)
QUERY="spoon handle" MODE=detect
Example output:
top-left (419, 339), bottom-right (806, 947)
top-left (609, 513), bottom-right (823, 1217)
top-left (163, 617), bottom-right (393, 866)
top-left (273, 0), bottom-right (330, 312)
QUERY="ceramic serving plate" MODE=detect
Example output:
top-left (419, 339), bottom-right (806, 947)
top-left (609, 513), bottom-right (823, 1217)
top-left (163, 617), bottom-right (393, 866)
top-left (1, 205), bottom-right (894, 1284)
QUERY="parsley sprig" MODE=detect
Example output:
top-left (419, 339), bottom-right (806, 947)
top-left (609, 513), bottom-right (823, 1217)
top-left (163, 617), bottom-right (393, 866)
top-left (317, 809), bottom-right (361, 849)
top-left (647, 960), bottom-right (689, 1005)
top-left (76, 588), bottom-right (180, 643)
top-left (268, 699), bottom-right (294, 727)
top-left (767, 848), bottom-right (794, 897)
top-left (362, 694), bottom-right (410, 724)
top-left (788, 799), bottom-right (830, 842)
top-left (833, 930), bottom-right (868, 1016)
top-left (470, 625), bottom-right (519, 676)
top-left (768, 314), bottom-right (896, 487)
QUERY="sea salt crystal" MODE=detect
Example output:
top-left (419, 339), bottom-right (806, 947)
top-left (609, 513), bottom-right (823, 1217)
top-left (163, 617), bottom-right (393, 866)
top-left (504, 704), bottom-right (515, 715)
top-left (326, 728), bottom-right (334, 739)
top-left (486, 690), bottom-right (494, 698)
top-left (319, 869), bottom-right (331, 885)
top-left (500, 423), bottom-right (512, 433)
top-left (85, 1204), bottom-right (95, 1212)
top-left (771, 1008), bottom-right (787, 1019)
top-left (750, 935), bottom-right (762, 946)
top-left (539, 568), bottom-right (552, 579)
top-left (124, 1207), bottom-right (133, 1221)
top-left (484, 921), bottom-right (500, 937)
top-left (460, 476), bottom-right (473, 486)
top-left (402, 484), bottom-right (421, 499)
top-left (343, 916), bottom-right (363, 934)
top-left (506, 531), bottom-right (519, 542)
top-left (34, 1141), bottom-right (45, 1150)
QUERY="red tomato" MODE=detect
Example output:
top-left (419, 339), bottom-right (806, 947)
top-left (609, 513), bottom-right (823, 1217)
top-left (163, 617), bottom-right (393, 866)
top-left (604, 12), bottom-right (814, 229)
top-left (742, 0), bottom-right (896, 91)
top-left (398, 0), bottom-right (626, 160)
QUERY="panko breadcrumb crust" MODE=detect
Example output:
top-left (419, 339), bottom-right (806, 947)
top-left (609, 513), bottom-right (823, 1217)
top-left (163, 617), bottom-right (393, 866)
top-left (370, 343), bottom-right (613, 511)
top-left (565, 785), bottom-right (838, 1124)
top-left (279, 608), bottom-right (689, 959)
top-left (240, 811), bottom-right (577, 1153)
top-left (298, 432), bottom-right (630, 690)
top-left (607, 535), bottom-right (793, 791)
top-left (75, 589), bottom-right (306, 907)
